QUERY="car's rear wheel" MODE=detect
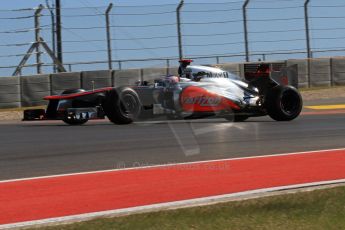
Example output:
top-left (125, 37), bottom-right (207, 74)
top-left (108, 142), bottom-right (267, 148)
top-left (102, 87), bottom-right (141, 124)
top-left (265, 85), bottom-right (302, 121)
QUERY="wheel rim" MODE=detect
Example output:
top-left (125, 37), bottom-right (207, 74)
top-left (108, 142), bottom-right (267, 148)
top-left (119, 94), bottom-right (139, 118)
top-left (280, 90), bottom-right (300, 115)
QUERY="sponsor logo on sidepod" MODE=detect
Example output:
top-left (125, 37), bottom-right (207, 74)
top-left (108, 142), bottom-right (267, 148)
top-left (183, 96), bottom-right (222, 106)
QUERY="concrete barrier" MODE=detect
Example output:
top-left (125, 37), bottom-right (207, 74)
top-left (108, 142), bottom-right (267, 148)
top-left (309, 58), bottom-right (331, 87)
top-left (287, 64), bottom-right (299, 88)
top-left (50, 72), bottom-right (81, 95)
top-left (287, 59), bottom-right (309, 88)
top-left (21, 74), bottom-right (50, 107)
top-left (113, 69), bottom-right (141, 87)
top-left (0, 77), bottom-right (21, 109)
top-left (81, 70), bottom-right (112, 90)
top-left (142, 68), bottom-right (167, 83)
top-left (331, 57), bottom-right (345, 86)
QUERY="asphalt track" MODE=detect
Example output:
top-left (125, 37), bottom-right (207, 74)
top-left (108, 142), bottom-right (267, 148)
top-left (1, 111), bottom-right (345, 181)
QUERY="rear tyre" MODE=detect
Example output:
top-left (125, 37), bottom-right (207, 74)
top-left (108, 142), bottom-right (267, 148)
top-left (265, 85), bottom-right (302, 121)
top-left (102, 87), bottom-right (141, 124)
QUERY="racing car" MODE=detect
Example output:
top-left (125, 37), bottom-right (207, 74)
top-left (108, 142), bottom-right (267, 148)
top-left (23, 60), bottom-right (303, 125)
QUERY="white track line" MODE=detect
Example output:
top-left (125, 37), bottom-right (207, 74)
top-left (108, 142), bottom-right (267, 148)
top-left (1, 179), bottom-right (345, 230)
top-left (1, 147), bottom-right (345, 184)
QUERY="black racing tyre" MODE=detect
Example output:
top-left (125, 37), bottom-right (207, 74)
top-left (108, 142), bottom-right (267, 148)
top-left (63, 116), bottom-right (88, 125)
top-left (265, 85), bottom-right (302, 121)
top-left (102, 87), bottom-right (141, 125)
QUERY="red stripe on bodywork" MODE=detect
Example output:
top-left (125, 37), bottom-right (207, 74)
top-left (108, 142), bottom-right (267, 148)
top-left (44, 87), bottom-right (114, 100)
top-left (180, 85), bottom-right (240, 112)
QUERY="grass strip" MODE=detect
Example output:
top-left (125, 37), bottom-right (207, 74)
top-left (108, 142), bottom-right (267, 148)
top-left (37, 185), bottom-right (345, 230)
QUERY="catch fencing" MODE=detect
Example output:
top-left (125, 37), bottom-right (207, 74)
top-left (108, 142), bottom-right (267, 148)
top-left (2, 1), bottom-right (345, 76)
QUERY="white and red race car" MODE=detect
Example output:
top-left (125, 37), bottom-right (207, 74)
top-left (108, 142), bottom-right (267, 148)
top-left (24, 60), bottom-right (303, 125)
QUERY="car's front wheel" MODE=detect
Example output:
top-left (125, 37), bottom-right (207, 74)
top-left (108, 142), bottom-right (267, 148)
top-left (102, 87), bottom-right (141, 124)
top-left (265, 85), bottom-right (302, 121)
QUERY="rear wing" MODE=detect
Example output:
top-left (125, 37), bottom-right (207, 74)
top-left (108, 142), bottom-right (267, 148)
top-left (245, 64), bottom-right (299, 88)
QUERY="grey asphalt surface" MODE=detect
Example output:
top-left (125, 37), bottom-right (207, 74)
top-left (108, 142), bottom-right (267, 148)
top-left (0, 112), bottom-right (345, 181)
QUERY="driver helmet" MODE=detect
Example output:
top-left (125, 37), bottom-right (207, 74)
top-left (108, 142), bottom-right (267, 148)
top-left (178, 59), bottom-right (193, 78)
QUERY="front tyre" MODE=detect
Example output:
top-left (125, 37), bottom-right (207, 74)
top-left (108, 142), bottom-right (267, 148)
top-left (102, 87), bottom-right (141, 124)
top-left (265, 85), bottom-right (302, 121)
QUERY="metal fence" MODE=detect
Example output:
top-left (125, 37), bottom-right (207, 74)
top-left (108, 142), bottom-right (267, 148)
top-left (1, 0), bottom-right (345, 76)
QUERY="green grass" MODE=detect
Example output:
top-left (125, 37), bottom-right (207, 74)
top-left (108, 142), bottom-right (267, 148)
top-left (37, 185), bottom-right (345, 230)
